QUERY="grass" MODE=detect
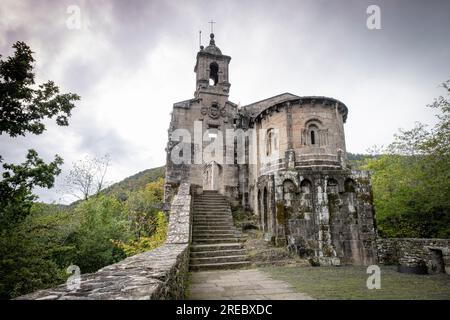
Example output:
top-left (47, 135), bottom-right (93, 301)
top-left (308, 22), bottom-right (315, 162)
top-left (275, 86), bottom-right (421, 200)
top-left (262, 265), bottom-right (450, 300)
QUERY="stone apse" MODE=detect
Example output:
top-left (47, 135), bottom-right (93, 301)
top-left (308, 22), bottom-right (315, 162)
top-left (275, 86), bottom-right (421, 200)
top-left (165, 32), bottom-right (377, 266)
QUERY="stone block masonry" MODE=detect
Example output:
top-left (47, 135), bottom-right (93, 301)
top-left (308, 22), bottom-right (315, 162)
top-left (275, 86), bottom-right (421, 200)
top-left (377, 238), bottom-right (450, 275)
top-left (18, 183), bottom-right (193, 300)
top-left (17, 244), bottom-right (189, 300)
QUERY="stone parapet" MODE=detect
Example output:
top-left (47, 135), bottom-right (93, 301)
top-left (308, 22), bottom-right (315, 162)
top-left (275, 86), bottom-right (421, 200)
top-left (17, 183), bottom-right (193, 300)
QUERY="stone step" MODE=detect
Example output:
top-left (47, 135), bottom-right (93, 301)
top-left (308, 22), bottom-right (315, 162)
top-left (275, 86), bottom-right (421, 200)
top-left (192, 232), bottom-right (240, 239)
top-left (193, 206), bottom-right (230, 210)
top-left (194, 212), bottom-right (231, 216)
top-left (190, 255), bottom-right (249, 265)
top-left (194, 206), bottom-right (230, 209)
top-left (194, 212), bottom-right (233, 219)
top-left (193, 227), bottom-right (237, 232)
top-left (194, 223), bottom-right (235, 228)
top-left (195, 196), bottom-right (225, 199)
top-left (194, 210), bottom-right (231, 214)
top-left (196, 202), bottom-right (226, 205)
top-left (193, 237), bottom-right (243, 244)
top-left (193, 226), bottom-right (239, 232)
top-left (194, 200), bottom-right (228, 205)
top-left (194, 221), bottom-right (234, 225)
top-left (195, 201), bottom-right (227, 204)
top-left (190, 249), bottom-right (247, 258)
top-left (194, 215), bottom-right (233, 222)
top-left (194, 217), bottom-right (233, 221)
top-left (197, 227), bottom-right (240, 232)
top-left (194, 205), bottom-right (231, 212)
top-left (195, 196), bottom-right (227, 200)
top-left (190, 261), bottom-right (251, 271)
top-left (190, 243), bottom-right (244, 252)
top-left (194, 211), bottom-right (231, 215)
top-left (193, 225), bottom-right (235, 229)
top-left (194, 201), bottom-right (227, 204)
top-left (194, 222), bottom-right (233, 227)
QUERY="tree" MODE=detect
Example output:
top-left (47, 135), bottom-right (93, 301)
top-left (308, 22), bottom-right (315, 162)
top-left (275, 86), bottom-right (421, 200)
top-left (0, 41), bottom-right (80, 230)
top-left (124, 178), bottom-right (164, 238)
top-left (0, 41), bottom-right (79, 299)
top-left (0, 203), bottom-right (75, 299)
top-left (0, 41), bottom-right (79, 137)
top-left (63, 154), bottom-right (111, 200)
top-left (0, 150), bottom-right (63, 232)
top-left (71, 195), bottom-right (130, 273)
top-left (365, 80), bottom-right (450, 238)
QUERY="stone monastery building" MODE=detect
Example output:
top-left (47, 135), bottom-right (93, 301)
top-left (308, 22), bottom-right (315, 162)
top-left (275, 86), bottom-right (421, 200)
top-left (165, 33), bottom-right (378, 266)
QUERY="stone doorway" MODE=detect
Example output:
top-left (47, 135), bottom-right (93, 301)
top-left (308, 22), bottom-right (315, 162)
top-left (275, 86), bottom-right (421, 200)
top-left (203, 161), bottom-right (223, 191)
top-left (429, 248), bottom-right (445, 274)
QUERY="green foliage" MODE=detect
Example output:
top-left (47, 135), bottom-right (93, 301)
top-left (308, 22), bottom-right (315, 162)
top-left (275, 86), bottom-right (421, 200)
top-left (70, 195), bottom-right (130, 273)
top-left (0, 41), bottom-right (80, 137)
top-left (0, 203), bottom-right (74, 299)
top-left (103, 166), bottom-right (165, 198)
top-left (0, 150), bottom-right (63, 232)
top-left (0, 41), bottom-right (80, 299)
top-left (113, 211), bottom-right (168, 256)
top-left (0, 173), bottom-right (167, 299)
top-left (124, 178), bottom-right (165, 238)
top-left (347, 152), bottom-right (378, 170)
top-left (364, 80), bottom-right (450, 238)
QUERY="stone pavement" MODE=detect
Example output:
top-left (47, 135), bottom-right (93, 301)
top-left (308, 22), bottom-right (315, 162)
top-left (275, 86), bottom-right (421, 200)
top-left (188, 269), bottom-right (313, 300)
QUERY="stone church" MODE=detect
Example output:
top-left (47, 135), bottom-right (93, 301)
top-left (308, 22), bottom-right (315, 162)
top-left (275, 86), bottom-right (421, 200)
top-left (165, 33), bottom-right (377, 266)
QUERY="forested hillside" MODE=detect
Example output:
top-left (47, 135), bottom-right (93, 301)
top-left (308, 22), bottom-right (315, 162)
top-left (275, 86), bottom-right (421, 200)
top-left (103, 166), bottom-right (165, 197)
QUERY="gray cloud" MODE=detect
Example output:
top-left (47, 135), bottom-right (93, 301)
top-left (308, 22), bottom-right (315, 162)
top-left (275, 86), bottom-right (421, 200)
top-left (1, 0), bottom-right (449, 203)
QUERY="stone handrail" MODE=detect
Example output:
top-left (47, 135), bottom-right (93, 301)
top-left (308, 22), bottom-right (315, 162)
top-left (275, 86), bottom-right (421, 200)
top-left (17, 183), bottom-right (193, 300)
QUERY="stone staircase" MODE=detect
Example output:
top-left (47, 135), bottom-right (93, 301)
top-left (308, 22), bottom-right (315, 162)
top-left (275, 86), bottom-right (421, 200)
top-left (190, 190), bottom-right (250, 271)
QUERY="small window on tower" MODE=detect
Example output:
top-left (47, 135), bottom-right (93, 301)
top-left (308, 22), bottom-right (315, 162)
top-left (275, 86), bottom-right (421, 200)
top-left (209, 62), bottom-right (219, 86)
top-left (307, 123), bottom-right (319, 146)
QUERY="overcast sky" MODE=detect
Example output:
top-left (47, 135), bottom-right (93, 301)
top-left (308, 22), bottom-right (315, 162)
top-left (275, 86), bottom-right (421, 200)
top-left (1, 0), bottom-right (449, 203)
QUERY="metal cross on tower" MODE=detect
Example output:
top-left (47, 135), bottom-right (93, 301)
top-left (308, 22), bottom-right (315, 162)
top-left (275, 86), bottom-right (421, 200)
top-left (209, 20), bottom-right (216, 33)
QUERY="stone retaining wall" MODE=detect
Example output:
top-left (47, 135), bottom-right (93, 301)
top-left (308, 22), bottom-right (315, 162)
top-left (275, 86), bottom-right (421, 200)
top-left (377, 238), bottom-right (450, 274)
top-left (17, 183), bottom-right (193, 300)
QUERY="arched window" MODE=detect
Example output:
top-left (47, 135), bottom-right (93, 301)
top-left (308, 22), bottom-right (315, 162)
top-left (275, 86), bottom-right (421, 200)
top-left (308, 124), bottom-right (318, 146)
top-left (300, 179), bottom-right (313, 214)
top-left (266, 128), bottom-right (277, 156)
top-left (209, 62), bottom-right (219, 86)
top-left (344, 178), bottom-right (356, 193)
top-left (303, 119), bottom-right (328, 147)
top-left (300, 179), bottom-right (312, 193)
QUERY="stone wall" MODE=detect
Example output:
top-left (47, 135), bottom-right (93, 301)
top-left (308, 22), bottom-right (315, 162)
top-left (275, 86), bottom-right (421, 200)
top-left (17, 183), bottom-right (193, 300)
top-left (255, 169), bottom-right (377, 266)
top-left (377, 238), bottom-right (450, 274)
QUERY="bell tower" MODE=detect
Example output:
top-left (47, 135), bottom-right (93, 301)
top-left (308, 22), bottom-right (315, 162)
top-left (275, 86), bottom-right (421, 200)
top-left (194, 33), bottom-right (231, 99)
